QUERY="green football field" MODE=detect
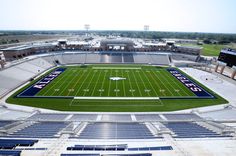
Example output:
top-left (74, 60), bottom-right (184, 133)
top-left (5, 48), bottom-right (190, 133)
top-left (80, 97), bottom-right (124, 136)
top-left (37, 65), bottom-right (195, 98)
top-left (7, 65), bottom-right (228, 112)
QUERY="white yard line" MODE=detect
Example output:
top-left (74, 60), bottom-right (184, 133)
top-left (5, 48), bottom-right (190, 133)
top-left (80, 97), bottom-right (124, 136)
top-left (92, 67), bottom-right (142, 70)
top-left (74, 69), bottom-right (93, 96)
top-left (66, 68), bottom-right (87, 96)
top-left (148, 70), bottom-right (166, 96)
top-left (82, 70), bottom-right (97, 96)
top-left (136, 70), bottom-right (151, 97)
top-left (121, 70), bottom-right (126, 96)
top-left (91, 70), bottom-right (102, 95)
top-left (59, 68), bottom-right (82, 96)
top-left (141, 69), bottom-right (160, 96)
top-left (107, 69), bottom-right (112, 97)
top-left (163, 70), bottom-right (190, 96)
top-left (150, 69), bottom-right (173, 96)
top-left (49, 70), bottom-right (76, 96)
top-left (74, 97), bottom-right (160, 100)
top-left (131, 70), bottom-right (143, 96)
top-left (126, 70), bottom-right (134, 97)
top-left (42, 68), bottom-right (72, 96)
top-left (156, 69), bottom-right (180, 96)
top-left (99, 70), bottom-right (107, 96)
top-left (115, 70), bottom-right (118, 96)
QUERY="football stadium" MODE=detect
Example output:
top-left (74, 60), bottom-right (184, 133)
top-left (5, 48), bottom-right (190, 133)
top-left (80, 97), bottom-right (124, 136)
top-left (0, 0), bottom-right (236, 155)
top-left (0, 36), bottom-right (236, 156)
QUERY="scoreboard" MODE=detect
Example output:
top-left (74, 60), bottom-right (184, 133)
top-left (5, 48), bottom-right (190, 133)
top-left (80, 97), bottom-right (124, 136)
top-left (218, 48), bottom-right (236, 67)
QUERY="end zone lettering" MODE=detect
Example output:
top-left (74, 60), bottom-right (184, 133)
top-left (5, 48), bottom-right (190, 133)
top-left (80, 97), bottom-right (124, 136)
top-left (167, 68), bottom-right (214, 98)
top-left (17, 68), bottom-right (66, 97)
top-left (33, 70), bottom-right (63, 89)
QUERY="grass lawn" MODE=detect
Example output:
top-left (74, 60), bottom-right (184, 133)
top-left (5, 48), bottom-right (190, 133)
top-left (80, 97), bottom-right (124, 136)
top-left (202, 44), bottom-right (225, 56)
top-left (179, 43), bottom-right (233, 56)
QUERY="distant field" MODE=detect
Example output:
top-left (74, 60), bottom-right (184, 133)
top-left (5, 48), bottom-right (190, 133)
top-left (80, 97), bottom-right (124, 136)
top-left (7, 65), bottom-right (228, 112)
top-left (180, 43), bottom-right (234, 56)
top-left (202, 44), bottom-right (225, 56)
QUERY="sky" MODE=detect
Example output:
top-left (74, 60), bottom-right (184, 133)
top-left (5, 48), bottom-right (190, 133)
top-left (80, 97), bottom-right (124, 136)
top-left (0, 0), bottom-right (236, 33)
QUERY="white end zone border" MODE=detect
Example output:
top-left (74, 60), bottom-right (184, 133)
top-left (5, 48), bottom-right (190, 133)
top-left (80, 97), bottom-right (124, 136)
top-left (92, 67), bottom-right (142, 70)
top-left (74, 97), bottom-right (160, 100)
top-left (70, 96), bottom-right (163, 107)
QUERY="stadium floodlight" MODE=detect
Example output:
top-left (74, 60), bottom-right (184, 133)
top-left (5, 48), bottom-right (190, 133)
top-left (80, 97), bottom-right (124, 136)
top-left (144, 25), bottom-right (149, 31)
top-left (84, 24), bottom-right (90, 36)
top-left (84, 24), bottom-right (90, 31)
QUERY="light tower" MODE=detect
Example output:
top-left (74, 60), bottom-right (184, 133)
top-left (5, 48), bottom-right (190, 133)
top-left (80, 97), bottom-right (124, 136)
top-left (84, 24), bottom-right (90, 36)
top-left (144, 25), bottom-right (149, 31)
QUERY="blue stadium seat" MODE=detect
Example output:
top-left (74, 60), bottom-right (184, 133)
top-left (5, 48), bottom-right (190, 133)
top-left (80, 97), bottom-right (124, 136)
top-left (9, 122), bottom-right (68, 138)
top-left (67, 144), bottom-right (127, 151)
top-left (0, 121), bottom-right (13, 128)
top-left (78, 123), bottom-right (157, 139)
top-left (61, 154), bottom-right (99, 156)
top-left (0, 150), bottom-right (21, 156)
top-left (128, 146), bottom-right (173, 151)
top-left (0, 139), bottom-right (38, 149)
top-left (163, 122), bottom-right (222, 138)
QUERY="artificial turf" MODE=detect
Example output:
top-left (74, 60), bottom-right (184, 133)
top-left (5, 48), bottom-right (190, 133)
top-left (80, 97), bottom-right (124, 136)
top-left (6, 65), bottom-right (228, 112)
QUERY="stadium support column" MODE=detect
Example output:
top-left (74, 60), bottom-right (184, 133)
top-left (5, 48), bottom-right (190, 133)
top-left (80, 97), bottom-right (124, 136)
top-left (215, 64), bottom-right (219, 72)
top-left (0, 61), bottom-right (4, 69)
top-left (220, 66), bottom-right (225, 74)
top-left (217, 61), bottom-right (227, 74)
top-left (231, 66), bottom-right (236, 79)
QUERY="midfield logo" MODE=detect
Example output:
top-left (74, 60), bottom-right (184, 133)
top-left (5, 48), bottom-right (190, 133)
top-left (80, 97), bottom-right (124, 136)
top-left (110, 77), bottom-right (126, 81)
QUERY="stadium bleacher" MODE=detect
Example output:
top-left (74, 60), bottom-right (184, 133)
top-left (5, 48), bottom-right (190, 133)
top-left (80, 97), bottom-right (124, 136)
top-left (62, 154), bottom-right (152, 156)
top-left (0, 139), bottom-right (38, 149)
top-left (28, 113), bottom-right (69, 121)
top-left (9, 122), bottom-right (69, 138)
top-left (101, 154), bottom-right (152, 156)
top-left (61, 154), bottom-right (100, 156)
top-left (133, 54), bottom-right (149, 63)
top-left (110, 53), bottom-right (122, 63)
top-left (0, 109), bottom-right (31, 120)
top-left (0, 150), bottom-right (21, 156)
top-left (128, 146), bottom-right (173, 151)
top-left (0, 57), bottom-right (55, 97)
top-left (78, 122), bottom-right (156, 139)
top-left (0, 121), bottom-right (13, 128)
top-left (101, 115), bottom-right (132, 122)
top-left (67, 144), bottom-right (127, 151)
top-left (62, 53), bottom-right (86, 64)
top-left (69, 114), bottom-right (98, 121)
top-left (0, 119), bottom-right (231, 140)
top-left (0, 67), bottom-right (33, 81)
top-left (146, 54), bottom-right (170, 65)
top-left (163, 122), bottom-right (222, 138)
top-left (86, 53), bottom-right (100, 63)
top-left (66, 145), bottom-right (172, 151)
top-left (123, 53), bottom-right (134, 63)
top-left (28, 58), bottom-right (54, 69)
top-left (135, 114), bottom-right (163, 121)
top-left (163, 114), bottom-right (202, 121)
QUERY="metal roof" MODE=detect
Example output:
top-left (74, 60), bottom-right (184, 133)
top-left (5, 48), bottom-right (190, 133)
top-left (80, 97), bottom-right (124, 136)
top-left (1, 43), bottom-right (55, 51)
top-left (100, 39), bottom-right (134, 45)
